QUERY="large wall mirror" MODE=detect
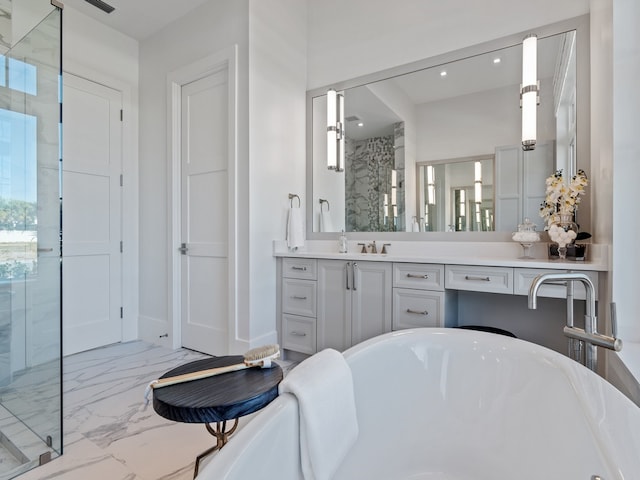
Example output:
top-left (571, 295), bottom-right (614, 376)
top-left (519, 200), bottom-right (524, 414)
top-left (307, 16), bottom-right (589, 239)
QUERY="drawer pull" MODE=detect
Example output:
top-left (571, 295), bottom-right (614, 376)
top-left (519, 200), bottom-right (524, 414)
top-left (465, 275), bottom-right (491, 282)
top-left (291, 295), bottom-right (308, 300)
top-left (290, 331), bottom-right (307, 337)
top-left (291, 266), bottom-right (307, 271)
top-left (406, 308), bottom-right (428, 315)
top-left (407, 273), bottom-right (429, 279)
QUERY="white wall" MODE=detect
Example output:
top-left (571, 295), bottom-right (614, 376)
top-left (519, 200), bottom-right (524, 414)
top-left (612, 0), bottom-right (640, 345)
top-left (63, 7), bottom-right (140, 343)
top-left (247, 0), bottom-right (307, 344)
top-left (137, 0), bottom-right (250, 348)
top-left (307, 0), bottom-right (591, 89)
top-left (137, 0), bottom-right (307, 351)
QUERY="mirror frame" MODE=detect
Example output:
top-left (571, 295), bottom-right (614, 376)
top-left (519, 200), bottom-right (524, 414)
top-left (306, 15), bottom-right (590, 241)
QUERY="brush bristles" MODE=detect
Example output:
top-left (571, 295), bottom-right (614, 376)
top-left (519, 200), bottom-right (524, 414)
top-left (244, 344), bottom-right (280, 362)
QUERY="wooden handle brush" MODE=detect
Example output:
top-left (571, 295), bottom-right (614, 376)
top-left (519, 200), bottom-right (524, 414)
top-left (143, 344), bottom-right (280, 404)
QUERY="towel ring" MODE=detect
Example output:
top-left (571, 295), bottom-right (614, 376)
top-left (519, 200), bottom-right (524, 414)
top-left (288, 193), bottom-right (301, 208)
top-left (319, 198), bottom-right (330, 212)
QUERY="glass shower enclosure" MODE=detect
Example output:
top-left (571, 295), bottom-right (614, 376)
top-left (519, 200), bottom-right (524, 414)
top-left (0, 1), bottom-right (63, 478)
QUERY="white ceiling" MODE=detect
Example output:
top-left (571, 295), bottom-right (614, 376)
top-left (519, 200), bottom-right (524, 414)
top-left (61, 0), bottom-right (211, 40)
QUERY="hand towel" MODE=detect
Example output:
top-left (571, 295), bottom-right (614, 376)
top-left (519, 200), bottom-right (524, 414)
top-left (287, 207), bottom-right (305, 250)
top-left (279, 348), bottom-right (359, 480)
top-left (320, 210), bottom-right (333, 232)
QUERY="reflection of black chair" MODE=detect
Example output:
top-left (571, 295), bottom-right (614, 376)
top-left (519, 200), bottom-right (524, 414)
top-left (455, 325), bottom-right (517, 338)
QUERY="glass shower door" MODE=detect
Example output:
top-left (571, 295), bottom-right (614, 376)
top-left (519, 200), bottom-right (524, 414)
top-left (0, 5), bottom-right (62, 478)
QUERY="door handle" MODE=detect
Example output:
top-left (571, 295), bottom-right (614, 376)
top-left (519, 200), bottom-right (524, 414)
top-left (179, 243), bottom-right (188, 255)
top-left (352, 262), bottom-right (358, 291)
top-left (346, 262), bottom-right (351, 290)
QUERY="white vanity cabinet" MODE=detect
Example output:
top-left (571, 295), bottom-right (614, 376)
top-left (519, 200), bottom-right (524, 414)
top-left (317, 259), bottom-right (392, 351)
top-left (392, 263), bottom-right (456, 330)
top-left (277, 251), bottom-right (605, 358)
top-left (280, 258), bottom-right (318, 355)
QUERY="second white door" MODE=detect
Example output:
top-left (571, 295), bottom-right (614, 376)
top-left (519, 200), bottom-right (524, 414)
top-left (180, 69), bottom-right (230, 355)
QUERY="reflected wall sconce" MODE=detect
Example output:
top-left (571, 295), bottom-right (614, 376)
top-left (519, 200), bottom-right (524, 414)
top-left (327, 89), bottom-right (345, 171)
top-left (426, 165), bottom-right (436, 205)
top-left (474, 161), bottom-right (482, 203)
top-left (521, 34), bottom-right (539, 151)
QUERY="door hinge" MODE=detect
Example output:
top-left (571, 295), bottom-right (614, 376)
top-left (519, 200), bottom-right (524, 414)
top-left (120, 241), bottom-right (123, 253)
top-left (120, 174), bottom-right (123, 186)
top-left (120, 109), bottom-right (123, 121)
top-left (120, 307), bottom-right (123, 319)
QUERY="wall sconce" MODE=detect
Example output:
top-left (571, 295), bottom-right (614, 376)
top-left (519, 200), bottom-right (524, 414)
top-left (327, 89), bottom-right (345, 171)
top-left (521, 34), bottom-right (539, 151)
top-left (474, 161), bottom-right (482, 203)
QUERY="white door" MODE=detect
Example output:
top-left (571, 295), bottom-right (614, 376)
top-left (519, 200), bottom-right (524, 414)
top-left (62, 73), bottom-right (122, 355)
top-left (180, 70), bottom-right (229, 355)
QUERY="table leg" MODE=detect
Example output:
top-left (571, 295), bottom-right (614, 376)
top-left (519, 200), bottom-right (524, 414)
top-left (193, 418), bottom-right (239, 478)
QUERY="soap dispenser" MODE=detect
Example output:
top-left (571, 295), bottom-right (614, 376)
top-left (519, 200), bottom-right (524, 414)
top-left (338, 230), bottom-right (348, 253)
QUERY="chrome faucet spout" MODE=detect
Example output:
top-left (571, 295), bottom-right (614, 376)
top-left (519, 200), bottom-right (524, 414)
top-left (527, 272), bottom-right (620, 372)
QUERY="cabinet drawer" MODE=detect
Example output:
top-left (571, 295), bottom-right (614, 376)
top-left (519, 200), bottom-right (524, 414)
top-left (282, 279), bottom-right (317, 317)
top-left (445, 265), bottom-right (513, 294)
top-left (393, 288), bottom-right (444, 330)
top-left (514, 269), bottom-right (598, 301)
top-left (393, 263), bottom-right (444, 291)
top-left (282, 258), bottom-right (317, 280)
top-left (282, 314), bottom-right (316, 355)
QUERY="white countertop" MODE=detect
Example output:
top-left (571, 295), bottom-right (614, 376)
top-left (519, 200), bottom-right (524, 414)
top-left (274, 240), bottom-right (609, 271)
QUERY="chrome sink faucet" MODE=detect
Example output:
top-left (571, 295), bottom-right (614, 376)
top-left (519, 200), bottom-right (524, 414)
top-left (528, 272), bottom-right (622, 372)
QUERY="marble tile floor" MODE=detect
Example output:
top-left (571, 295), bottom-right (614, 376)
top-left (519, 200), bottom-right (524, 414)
top-left (13, 341), bottom-right (292, 480)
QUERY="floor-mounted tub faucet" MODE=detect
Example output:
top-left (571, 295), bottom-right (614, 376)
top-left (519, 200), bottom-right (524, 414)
top-left (528, 272), bottom-right (622, 372)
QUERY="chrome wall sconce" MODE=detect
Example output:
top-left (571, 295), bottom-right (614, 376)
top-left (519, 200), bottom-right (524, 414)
top-left (327, 88), bottom-right (345, 171)
top-left (521, 34), bottom-right (539, 151)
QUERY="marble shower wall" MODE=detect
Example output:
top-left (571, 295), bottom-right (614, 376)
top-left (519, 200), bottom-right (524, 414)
top-left (345, 122), bottom-right (405, 232)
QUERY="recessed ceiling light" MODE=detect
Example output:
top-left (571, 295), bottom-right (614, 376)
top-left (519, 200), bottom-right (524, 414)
top-left (357, 122), bottom-right (364, 127)
top-left (440, 70), bottom-right (447, 77)
top-left (493, 57), bottom-right (501, 64)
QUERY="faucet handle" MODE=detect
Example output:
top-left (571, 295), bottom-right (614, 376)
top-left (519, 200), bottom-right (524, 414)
top-left (381, 243), bottom-right (391, 254)
top-left (357, 243), bottom-right (367, 254)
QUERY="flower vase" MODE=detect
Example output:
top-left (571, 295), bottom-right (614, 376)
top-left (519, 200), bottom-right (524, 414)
top-left (548, 214), bottom-right (578, 259)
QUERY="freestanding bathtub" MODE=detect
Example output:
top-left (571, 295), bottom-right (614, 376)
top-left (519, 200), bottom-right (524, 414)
top-left (200, 329), bottom-right (640, 479)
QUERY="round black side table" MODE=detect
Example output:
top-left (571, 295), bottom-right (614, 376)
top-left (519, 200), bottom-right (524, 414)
top-left (153, 355), bottom-right (283, 478)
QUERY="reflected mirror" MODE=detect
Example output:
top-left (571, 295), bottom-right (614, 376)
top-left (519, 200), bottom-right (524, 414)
top-left (308, 17), bottom-right (587, 236)
top-left (418, 156), bottom-right (494, 232)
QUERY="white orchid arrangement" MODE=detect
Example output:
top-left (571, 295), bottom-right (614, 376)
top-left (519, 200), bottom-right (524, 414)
top-left (539, 169), bottom-right (588, 228)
